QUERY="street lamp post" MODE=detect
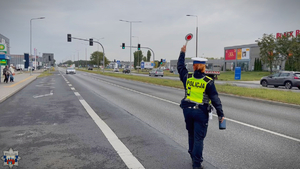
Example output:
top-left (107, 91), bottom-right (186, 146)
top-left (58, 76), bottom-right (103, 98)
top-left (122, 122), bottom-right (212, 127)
top-left (120, 20), bottom-right (142, 72)
top-left (30, 17), bottom-right (45, 75)
top-left (186, 15), bottom-right (198, 57)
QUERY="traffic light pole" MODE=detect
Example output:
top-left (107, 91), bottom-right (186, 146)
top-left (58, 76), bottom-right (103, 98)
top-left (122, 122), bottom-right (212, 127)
top-left (121, 45), bottom-right (155, 68)
top-left (71, 37), bottom-right (105, 72)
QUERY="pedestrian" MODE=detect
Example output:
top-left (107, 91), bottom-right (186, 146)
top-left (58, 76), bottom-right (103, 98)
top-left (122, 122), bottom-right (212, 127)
top-left (9, 66), bottom-right (14, 82)
top-left (3, 65), bottom-right (9, 83)
top-left (9, 71), bottom-right (14, 82)
top-left (177, 45), bottom-right (225, 169)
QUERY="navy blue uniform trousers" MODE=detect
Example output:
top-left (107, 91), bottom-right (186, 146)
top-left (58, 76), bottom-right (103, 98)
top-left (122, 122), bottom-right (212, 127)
top-left (183, 107), bottom-right (209, 167)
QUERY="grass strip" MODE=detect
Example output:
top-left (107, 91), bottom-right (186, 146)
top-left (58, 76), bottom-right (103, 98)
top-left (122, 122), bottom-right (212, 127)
top-left (37, 70), bottom-right (54, 78)
top-left (78, 69), bottom-right (300, 105)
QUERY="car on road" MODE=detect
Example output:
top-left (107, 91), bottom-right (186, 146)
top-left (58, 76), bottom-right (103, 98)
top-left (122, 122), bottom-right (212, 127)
top-left (149, 69), bottom-right (164, 77)
top-left (260, 71), bottom-right (300, 89)
top-left (88, 67), bottom-right (93, 70)
top-left (113, 68), bottom-right (119, 72)
top-left (66, 67), bottom-right (76, 74)
top-left (122, 68), bottom-right (130, 74)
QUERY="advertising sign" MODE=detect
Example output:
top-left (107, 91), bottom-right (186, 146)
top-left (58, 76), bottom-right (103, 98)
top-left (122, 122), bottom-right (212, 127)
top-left (237, 49), bottom-right (242, 60)
top-left (143, 62), bottom-right (153, 69)
top-left (225, 49), bottom-right (236, 60)
top-left (242, 48), bottom-right (250, 59)
top-left (0, 43), bottom-right (7, 54)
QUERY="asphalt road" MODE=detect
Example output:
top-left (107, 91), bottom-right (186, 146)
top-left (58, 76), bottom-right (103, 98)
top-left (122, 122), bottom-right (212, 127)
top-left (0, 69), bottom-right (299, 169)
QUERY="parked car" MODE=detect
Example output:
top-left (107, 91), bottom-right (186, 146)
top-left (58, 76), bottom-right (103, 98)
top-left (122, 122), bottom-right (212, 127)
top-left (260, 71), bottom-right (300, 89)
top-left (149, 69), bottom-right (164, 77)
top-left (113, 68), bottom-right (119, 72)
top-left (66, 67), bottom-right (76, 74)
top-left (122, 68), bottom-right (130, 73)
top-left (88, 67), bottom-right (93, 70)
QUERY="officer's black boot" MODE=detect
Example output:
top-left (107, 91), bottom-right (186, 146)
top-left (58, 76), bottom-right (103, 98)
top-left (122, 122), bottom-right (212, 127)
top-left (193, 164), bottom-right (204, 169)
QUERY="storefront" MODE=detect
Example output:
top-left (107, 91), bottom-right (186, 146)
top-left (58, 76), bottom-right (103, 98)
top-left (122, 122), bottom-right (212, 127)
top-left (224, 43), bottom-right (260, 71)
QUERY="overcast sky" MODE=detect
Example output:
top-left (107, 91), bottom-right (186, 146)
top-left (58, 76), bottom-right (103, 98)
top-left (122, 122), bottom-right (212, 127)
top-left (1, 0), bottom-right (299, 64)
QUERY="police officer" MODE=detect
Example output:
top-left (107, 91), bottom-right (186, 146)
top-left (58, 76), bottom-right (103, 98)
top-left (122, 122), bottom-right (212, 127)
top-left (177, 45), bottom-right (224, 169)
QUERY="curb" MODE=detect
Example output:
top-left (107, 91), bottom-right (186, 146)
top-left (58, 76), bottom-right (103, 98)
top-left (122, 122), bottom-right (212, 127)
top-left (0, 77), bottom-right (37, 104)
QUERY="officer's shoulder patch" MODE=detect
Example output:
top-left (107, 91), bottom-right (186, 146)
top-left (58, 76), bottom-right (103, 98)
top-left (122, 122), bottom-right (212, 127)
top-left (203, 76), bottom-right (212, 82)
top-left (187, 72), bottom-right (193, 78)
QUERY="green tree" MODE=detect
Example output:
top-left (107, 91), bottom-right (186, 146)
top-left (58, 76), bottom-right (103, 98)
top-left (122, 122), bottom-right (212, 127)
top-left (259, 59), bottom-right (263, 71)
top-left (147, 50), bottom-right (151, 62)
top-left (64, 60), bottom-right (73, 66)
top-left (90, 51), bottom-right (109, 68)
top-left (133, 50), bottom-right (143, 69)
top-left (276, 34), bottom-right (293, 70)
top-left (254, 58), bottom-right (257, 71)
top-left (257, 34), bottom-right (278, 73)
top-left (289, 34), bottom-right (300, 71)
top-left (142, 56), bottom-right (147, 62)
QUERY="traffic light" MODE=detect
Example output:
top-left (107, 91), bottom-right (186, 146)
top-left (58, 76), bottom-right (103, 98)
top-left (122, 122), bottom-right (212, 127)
top-left (114, 59), bottom-right (116, 62)
top-left (160, 59), bottom-right (163, 64)
top-left (122, 43), bottom-right (125, 49)
top-left (67, 34), bottom-right (71, 42)
top-left (138, 44), bottom-right (140, 50)
top-left (89, 38), bottom-right (93, 46)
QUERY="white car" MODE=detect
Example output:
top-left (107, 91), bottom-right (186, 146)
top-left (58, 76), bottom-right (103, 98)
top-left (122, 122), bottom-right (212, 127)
top-left (113, 68), bottom-right (119, 72)
top-left (66, 67), bottom-right (76, 74)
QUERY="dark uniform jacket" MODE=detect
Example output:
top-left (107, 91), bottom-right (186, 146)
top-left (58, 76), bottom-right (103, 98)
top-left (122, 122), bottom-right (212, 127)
top-left (177, 51), bottom-right (224, 118)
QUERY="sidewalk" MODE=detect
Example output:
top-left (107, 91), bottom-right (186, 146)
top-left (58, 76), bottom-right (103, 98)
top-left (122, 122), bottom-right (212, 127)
top-left (0, 70), bottom-right (43, 103)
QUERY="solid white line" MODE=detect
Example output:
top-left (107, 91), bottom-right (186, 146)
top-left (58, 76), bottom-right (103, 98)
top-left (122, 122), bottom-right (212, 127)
top-left (79, 99), bottom-right (145, 169)
top-left (225, 117), bottom-right (300, 142)
top-left (97, 77), bottom-right (300, 143)
top-left (60, 71), bottom-right (144, 168)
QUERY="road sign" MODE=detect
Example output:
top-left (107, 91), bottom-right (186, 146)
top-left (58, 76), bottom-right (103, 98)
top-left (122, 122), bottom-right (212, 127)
top-left (141, 62), bottom-right (144, 69)
top-left (235, 67), bottom-right (241, 80)
top-left (185, 33), bottom-right (193, 46)
top-left (163, 59), bottom-right (166, 63)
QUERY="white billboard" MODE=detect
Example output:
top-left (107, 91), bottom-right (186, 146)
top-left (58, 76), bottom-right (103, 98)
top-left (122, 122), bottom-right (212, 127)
top-left (144, 62), bottom-right (153, 69)
top-left (242, 48), bottom-right (250, 60)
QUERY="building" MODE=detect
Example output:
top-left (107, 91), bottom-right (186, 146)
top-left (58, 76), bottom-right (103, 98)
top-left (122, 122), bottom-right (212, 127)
top-left (0, 33), bottom-right (10, 54)
top-left (169, 58), bottom-right (225, 73)
top-left (224, 43), bottom-right (285, 71)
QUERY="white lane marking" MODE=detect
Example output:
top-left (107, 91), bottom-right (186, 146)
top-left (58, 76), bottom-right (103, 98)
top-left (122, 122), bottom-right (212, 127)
top-left (59, 71), bottom-right (145, 169)
top-left (66, 82), bottom-right (70, 84)
top-left (71, 87), bottom-right (75, 90)
top-left (33, 90), bottom-right (53, 98)
top-left (93, 75), bottom-right (300, 143)
top-left (79, 99), bottom-right (145, 169)
top-left (225, 117), bottom-right (300, 142)
top-left (74, 92), bottom-right (80, 96)
top-left (68, 84), bottom-right (72, 86)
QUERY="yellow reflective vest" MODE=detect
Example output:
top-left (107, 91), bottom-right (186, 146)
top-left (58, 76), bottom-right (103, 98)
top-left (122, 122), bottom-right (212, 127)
top-left (185, 73), bottom-right (212, 104)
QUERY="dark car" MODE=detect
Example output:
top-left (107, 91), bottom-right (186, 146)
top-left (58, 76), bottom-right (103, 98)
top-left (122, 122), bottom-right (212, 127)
top-left (260, 71), bottom-right (300, 89)
top-left (88, 67), bottom-right (93, 70)
top-left (123, 68), bottom-right (130, 73)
